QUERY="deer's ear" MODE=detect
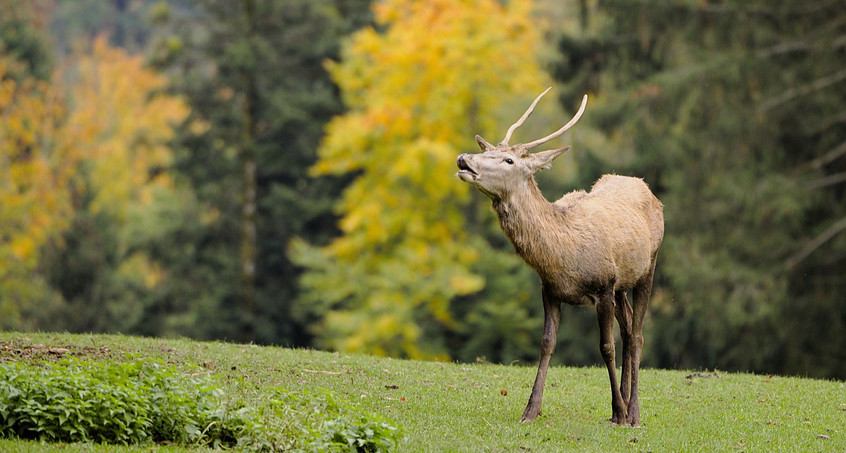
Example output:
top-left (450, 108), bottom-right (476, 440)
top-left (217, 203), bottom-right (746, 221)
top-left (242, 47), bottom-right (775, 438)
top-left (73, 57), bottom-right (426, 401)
top-left (475, 135), bottom-right (495, 151)
top-left (529, 147), bottom-right (570, 171)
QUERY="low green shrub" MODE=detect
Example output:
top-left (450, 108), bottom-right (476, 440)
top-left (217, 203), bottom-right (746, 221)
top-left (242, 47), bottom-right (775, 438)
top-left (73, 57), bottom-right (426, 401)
top-left (0, 358), bottom-right (404, 451)
top-left (266, 391), bottom-right (404, 452)
top-left (0, 358), bottom-right (250, 447)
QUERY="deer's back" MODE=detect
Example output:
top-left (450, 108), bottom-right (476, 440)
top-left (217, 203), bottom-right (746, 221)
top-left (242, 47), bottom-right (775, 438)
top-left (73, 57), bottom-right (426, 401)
top-left (551, 174), bottom-right (663, 294)
top-left (586, 174), bottom-right (663, 251)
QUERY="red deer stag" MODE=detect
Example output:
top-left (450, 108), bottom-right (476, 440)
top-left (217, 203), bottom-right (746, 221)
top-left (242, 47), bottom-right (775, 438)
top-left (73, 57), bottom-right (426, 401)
top-left (456, 89), bottom-right (664, 425)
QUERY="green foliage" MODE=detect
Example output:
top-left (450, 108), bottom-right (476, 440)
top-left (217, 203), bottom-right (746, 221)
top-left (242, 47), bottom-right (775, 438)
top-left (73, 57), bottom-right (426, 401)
top-left (0, 355), bottom-right (404, 451)
top-left (0, 359), bottom-right (249, 447)
top-left (266, 391), bottom-right (404, 452)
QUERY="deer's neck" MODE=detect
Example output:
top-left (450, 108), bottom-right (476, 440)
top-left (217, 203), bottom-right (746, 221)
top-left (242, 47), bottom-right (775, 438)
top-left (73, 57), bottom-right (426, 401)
top-left (492, 177), bottom-right (569, 270)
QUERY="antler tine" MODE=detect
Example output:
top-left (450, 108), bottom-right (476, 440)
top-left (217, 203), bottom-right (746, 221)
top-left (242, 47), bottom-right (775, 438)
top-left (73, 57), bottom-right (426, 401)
top-left (499, 87), bottom-right (552, 146)
top-left (524, 94), bottom-right (588, 150)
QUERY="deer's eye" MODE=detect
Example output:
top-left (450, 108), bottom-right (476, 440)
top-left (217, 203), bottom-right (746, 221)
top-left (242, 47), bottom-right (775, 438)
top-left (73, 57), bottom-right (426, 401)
top-left (504, 158), bottom-right (514, 165)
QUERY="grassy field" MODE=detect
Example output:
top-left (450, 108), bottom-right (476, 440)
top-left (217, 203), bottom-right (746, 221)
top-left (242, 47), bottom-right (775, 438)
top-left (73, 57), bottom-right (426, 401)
top-left (1, 331), bottom-right (843, 452)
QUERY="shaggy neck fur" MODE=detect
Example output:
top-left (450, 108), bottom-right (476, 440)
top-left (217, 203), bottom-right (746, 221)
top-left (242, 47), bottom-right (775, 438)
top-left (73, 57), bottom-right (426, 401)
top-left (491, 177), bottom-right (571, 276)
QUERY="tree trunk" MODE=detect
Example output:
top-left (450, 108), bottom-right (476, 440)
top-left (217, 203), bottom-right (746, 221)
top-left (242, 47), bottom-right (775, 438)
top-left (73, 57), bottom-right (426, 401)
top-left (239, 0), bottom-right (258, 339)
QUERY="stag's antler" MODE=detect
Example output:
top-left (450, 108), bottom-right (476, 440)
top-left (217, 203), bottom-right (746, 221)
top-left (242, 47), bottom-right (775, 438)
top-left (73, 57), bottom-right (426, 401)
top-left (499, 88), bottom-right (588, 150)
top-left (524, 94), bottom-right (587, 150)
top-left (500, 87), bottom-right (552, 146)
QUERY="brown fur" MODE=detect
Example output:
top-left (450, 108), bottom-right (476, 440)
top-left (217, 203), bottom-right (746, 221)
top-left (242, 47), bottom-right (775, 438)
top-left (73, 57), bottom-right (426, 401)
top-left (456, 93), bottom-right (664, 426)
top-left (494, 174), bottom-right (662, 305)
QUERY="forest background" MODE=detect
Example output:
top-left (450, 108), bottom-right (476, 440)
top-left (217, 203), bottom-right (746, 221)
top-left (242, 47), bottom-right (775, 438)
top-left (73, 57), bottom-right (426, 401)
top-left (1, 0), bottom-right (843, 380)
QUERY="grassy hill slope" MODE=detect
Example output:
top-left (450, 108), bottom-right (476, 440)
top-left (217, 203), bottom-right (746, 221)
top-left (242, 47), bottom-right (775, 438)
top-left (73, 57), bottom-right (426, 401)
top-left (1, 332), bottom-right (843, 452)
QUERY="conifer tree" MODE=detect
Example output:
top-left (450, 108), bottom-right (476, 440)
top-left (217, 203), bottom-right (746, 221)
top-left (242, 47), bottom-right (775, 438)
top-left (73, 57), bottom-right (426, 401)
top-left (151, 0), bottom-right (372, 343)
top-left (555, 0), bottom-right (846, 378)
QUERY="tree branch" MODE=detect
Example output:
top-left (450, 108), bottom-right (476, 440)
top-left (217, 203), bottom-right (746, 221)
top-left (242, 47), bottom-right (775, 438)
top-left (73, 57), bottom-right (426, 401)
top-left (682, 0), bottom-right (839, 16)
top-left (757, 68), bottom-right (846, 113)
top-left (808, 110), bottom-right (846, 136)
top-left (808, 140), bottom-right (846, 170)
top-left (757, 17), bottom-right (846, 57)
top-left (806, 171), bottom-right (846, 190)
top-left (785, 215), bottom-right (846, 270)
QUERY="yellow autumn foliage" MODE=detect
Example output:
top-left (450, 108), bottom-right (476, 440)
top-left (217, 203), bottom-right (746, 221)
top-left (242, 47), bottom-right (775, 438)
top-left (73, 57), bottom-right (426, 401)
top-left (294, 0), bottom-right (549, 359)
top-left (0, 60), bottom-right (72, 269)
top-left (1, 37), bottom-right (189, 322)
top-left (63, 36), bottom-right (189, 220)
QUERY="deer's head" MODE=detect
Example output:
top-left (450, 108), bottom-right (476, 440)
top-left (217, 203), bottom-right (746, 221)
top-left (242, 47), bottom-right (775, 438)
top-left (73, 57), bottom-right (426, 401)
top-left (457, 89), bottom-right (587, 200)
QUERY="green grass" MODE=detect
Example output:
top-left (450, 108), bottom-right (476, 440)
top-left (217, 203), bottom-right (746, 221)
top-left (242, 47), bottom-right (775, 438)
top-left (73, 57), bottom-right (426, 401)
top-left (1, 332), bottom-right (843, 452)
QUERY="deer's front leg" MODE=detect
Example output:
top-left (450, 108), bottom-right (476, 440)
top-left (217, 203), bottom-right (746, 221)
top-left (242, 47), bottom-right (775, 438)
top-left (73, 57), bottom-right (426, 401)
top-left (597, 287), bottom-right (627, 425)
top-left (521, 290), bottom-right (561, 422)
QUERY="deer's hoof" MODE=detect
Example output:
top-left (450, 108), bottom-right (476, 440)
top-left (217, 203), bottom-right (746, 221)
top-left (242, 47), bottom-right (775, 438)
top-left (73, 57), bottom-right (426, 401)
top-left (520, 407), bottom-right (541, 423)
top-left (610, 414), bottom-right (628, 426)
top-left (627, 417), bottom-right (641, 428)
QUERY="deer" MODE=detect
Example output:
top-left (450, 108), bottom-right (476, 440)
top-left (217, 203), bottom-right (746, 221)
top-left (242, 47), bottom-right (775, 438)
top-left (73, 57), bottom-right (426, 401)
top-left (456, 89), bottom-right (664, 426)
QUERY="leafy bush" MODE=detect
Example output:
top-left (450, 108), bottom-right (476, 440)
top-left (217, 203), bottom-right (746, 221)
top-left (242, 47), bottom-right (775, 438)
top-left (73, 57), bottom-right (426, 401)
top-left (0, 358), bottom-right (404, 451)
top-left (0, 358), bottom-right (250, 447)
top-left (267, 391), bottom-right (404, 452)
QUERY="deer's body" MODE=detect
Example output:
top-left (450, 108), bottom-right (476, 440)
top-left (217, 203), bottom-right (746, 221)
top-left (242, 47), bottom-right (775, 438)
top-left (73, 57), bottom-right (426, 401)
top-left (457, 90), bottom-right (664, 426)
top-left (496, 175), bottom-right (661, 305)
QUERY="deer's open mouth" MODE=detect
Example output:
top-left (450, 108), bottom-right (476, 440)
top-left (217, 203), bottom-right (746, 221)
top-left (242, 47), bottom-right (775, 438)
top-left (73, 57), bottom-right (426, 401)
top-left (456, 155), bottom-right (478, 181)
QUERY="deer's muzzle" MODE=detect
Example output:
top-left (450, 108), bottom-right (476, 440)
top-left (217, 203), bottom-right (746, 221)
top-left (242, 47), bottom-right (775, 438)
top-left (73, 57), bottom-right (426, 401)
top-left (456, 154), bottom-right (478, 181)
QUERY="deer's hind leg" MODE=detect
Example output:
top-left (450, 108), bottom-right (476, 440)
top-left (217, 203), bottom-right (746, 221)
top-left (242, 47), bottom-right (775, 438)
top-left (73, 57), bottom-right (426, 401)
top-left (615, 290), bottom-right (633, 408)
top-left (627, 255), bottom-right (658, 426)
top-left (597, 285), bottom-right (627, 425)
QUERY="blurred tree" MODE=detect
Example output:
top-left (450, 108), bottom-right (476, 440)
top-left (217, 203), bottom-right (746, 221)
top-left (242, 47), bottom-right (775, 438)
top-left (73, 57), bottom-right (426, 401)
top-left (0, 0), bottom-right (53, 81)
top-left (150, 0), bottom-right (372, 343)
top-left (291, 0), bottom-right (551, 360)
top-left (0, 62), bottom-right (71, 329)
top-left (555, 0), bottom-right (846, 378)
top-left (62, 37), bottom-right (189, 221)
top-left (38, 37), bottom-right (190, 333)
top-left (49, 0), bottom-right (161, 54)
top-left (0, 2), bottom-right (70, 329)
top-left (0, 0), bottom-right (223, 338)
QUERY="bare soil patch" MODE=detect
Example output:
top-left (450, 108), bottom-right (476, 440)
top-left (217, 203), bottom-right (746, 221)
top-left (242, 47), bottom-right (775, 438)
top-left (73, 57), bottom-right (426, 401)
top-left (0, 338), bottom-right (113, 363)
